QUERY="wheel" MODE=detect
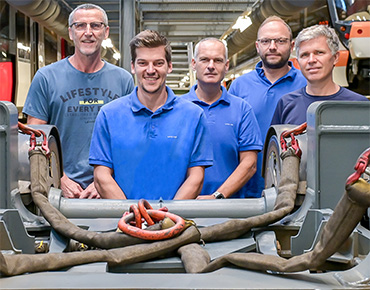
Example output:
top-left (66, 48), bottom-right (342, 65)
top-left (264, 134), bottom-right (281, 189)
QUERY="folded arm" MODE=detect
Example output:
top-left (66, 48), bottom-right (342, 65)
top-left (94, 165), bottom-right (127, 199)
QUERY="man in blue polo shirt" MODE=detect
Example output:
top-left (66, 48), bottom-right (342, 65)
top-left (182, 38), bottom-right (263, 198)
top-left (89, 30), bottom-right (213, 200)
top-left (229, 16), bottom-right (306, 196)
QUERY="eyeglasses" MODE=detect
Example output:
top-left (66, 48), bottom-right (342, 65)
top-left (70, 22), bottom-right (106, 31)
top-left (257, 38), bottom-right (290, 46)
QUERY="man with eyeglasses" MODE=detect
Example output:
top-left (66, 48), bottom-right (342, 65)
top-left (229, 16), bottom-right (306, 198)
top-left (271, 25), bottom-right (368, 126)
top-left (23, 4), bottom-right (134, 199)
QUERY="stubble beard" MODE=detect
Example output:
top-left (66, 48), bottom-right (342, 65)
top-left (261, 53), bottom-right (290, 69)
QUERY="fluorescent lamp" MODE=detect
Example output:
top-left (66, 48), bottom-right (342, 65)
top-left (232, 16), bottom-right (252, 32)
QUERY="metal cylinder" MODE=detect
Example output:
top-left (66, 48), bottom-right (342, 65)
top-left (48, 188), bottom-right (275, 219)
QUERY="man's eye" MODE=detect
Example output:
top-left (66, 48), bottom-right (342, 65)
top-left (76, 23), bottom-right (86, 29)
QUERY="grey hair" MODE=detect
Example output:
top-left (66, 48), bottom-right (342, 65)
top-left (68, 4), bottom-right (108, 26)
top-left (258, 16), bottom-right (293, 40)
top-left (295, 25), bottom-right (339, 56)
top-left (194, 38), bottom-right (228, 60)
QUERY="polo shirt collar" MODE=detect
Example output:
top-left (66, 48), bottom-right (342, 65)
top-left (189, 84), bottom-right (230, 106)
top-left (255, 60), bottom-right (297, 80)
top-left (131, 86), bottom-right (176, 113)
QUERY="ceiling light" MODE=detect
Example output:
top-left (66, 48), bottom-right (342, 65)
top-left (102, 38), bottom-right (113, 48)
top-left (232, 16), bottom-right (252, 32)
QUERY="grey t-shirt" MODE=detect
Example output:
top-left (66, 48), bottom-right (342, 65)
top-left (23, 57), bottom-right (134, 188)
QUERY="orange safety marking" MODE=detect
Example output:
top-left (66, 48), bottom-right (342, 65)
top-left (336, 50), bottom-right (349, 67)
top-left (290, 58), bottom-right (300, 70)
top-left (349, 22), bottom-right (370, 38)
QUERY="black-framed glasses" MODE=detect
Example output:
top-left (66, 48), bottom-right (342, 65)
top-left (257, 38), bottom-right (290, 46)
top-left (70, 22), bottom-right (106, 31)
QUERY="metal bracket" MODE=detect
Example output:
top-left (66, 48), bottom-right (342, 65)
top-left (0, 209), bottom-right (35, 254)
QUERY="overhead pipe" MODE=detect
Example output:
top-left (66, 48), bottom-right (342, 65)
top-left (6, 0), bottom-right (71, 41)
top-left (225, 0), bottom-right (316, 57)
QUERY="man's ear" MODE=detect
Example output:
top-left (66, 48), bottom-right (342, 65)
top-left (255, 40), bottom-right (260, 54)
top-left (167, 61), bottom-right (173, 74)
top-left (191, 58), bottom-right (196, 71)
top-left (333, 51), bottom-right (340, 66)
top-left (68, 27), bottom-right (73, 41)
top-left (104, 26), bottom-right (110, 40)
top-left (225, 59), bottom-right (230, 72)
top-left (131, 61), bottom-right (135, 74)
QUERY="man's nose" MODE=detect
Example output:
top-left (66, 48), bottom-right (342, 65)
top-left (207, 60), bottom-right (215, 69)
top-left (84, 25), bottom-right (93, 35)
top-left (268, 39), bottom-right (278, 49)
top-left (308, 53), bottom-right (316, 63)
top-left (146, 63), bottom-right (155, 73)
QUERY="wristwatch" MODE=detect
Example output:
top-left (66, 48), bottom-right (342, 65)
top-left (213, 191), bottom-right (225, 199)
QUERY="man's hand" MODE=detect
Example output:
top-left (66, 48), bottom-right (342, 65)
top-left (60, 174), bottom-right (84, 198)
top-left (79, 182), bottom-right (101, 199)
top-left (196, 194), bottom-right (215, 200)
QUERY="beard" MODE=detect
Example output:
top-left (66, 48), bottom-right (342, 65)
top-left (261, 53), bottom-right (290, 69)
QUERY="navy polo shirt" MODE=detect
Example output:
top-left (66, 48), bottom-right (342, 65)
top-left (271, 86), bottom-right (369, 125)
top-left (89, 86), bottom-right (213, 200)
top-left (182, 85), bottom-right (263, 198)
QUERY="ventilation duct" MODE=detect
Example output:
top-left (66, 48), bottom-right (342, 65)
top-left (225, 0), bottom-right (316, 57)
top-left (6, 0), bottom-right (71, 41)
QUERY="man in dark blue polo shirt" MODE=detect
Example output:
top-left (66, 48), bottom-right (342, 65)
top-left (271, 25), bottom-right (368, 125)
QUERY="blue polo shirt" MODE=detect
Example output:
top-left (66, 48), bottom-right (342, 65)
top-left (182, 86), bottom-right (263, 198)
top-left (89, 86), bottom-right (213, 200)
top-left (229, 61), bottom-right (306, 195)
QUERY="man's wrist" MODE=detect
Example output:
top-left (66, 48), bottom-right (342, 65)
top-left (212, 191), bottom-right (225, 199)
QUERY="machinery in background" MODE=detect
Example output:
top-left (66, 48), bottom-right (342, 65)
top-left (0, 99), bottom-right (369, 289)
top-left (224, 0), bottom-right (370, 96)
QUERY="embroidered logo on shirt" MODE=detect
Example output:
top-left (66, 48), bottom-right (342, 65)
top-left (225, 123), bottom-right (234, 126)
top-left (167, 136), bottom-right (178, 139)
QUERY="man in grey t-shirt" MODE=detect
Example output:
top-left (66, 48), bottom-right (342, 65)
top-left (23, 4), bottom-right (134, 198)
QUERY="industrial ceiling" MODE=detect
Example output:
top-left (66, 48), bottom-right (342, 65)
top-left (62, 0), bottom-right (255, 92)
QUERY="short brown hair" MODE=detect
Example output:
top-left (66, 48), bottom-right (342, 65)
top-left (129, 30), bottom-right (172, 63)
top-left (258, 16), bottom-right (293, 40)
